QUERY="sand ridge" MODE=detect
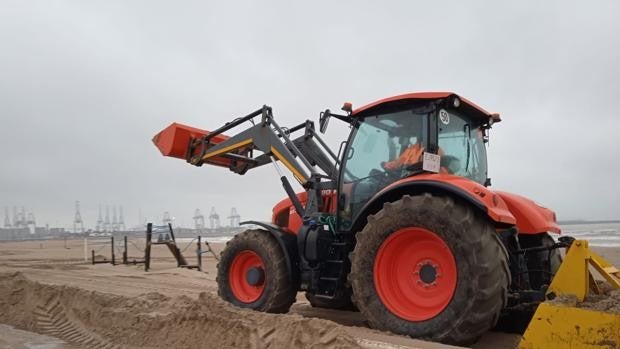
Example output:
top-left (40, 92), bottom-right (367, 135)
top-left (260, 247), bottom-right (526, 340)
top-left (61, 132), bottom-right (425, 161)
top-left (8, 238), bottom-right (620, 348)
top-left (0, 272), bottom-right (361, 349)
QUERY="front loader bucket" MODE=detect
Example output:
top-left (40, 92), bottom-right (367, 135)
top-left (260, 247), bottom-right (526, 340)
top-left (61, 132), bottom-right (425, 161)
top-left (152, 122), bottom-right (236, 168)
top-left (519, 240), bottom-right (620, 349)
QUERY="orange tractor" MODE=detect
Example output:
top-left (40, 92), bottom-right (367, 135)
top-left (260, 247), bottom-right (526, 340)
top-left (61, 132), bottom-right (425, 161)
top-left (153, 92), bottom-right (563, 345)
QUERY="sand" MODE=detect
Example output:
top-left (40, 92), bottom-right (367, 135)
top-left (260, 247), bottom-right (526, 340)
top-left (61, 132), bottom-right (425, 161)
top-left (550, 281), bottom-right (620, 314)
top-left (0, 272), bottom-right (363, 349)
top-left (0, 238), bottom-right (618, 349)
top-left (582, 277), bottom-right (620, 313)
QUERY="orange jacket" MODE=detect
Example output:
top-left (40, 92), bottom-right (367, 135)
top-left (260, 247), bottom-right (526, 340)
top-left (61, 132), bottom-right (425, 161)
top-left (383, 143), bottom-right (425, 170)
top-left (383, 144), bottom-right (449, 173)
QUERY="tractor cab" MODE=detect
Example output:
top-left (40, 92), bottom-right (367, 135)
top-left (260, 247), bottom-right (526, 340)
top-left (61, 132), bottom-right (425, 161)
top-left (333, 94), bottom-right (495, 230)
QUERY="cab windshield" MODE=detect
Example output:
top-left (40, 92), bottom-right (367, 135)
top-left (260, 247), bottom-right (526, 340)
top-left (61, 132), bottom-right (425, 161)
top-left (342, 109), bottom-right (426, 182)
top-left (338, 107), bottom-right (487, 230)
top-left (438, 109), bottom-right (487, 185)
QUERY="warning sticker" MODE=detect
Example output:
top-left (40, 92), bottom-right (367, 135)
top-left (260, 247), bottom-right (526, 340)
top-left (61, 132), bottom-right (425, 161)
top-left (439, 109), bottom-right (450, 125)
top-left (422, 152), bottom-right (441, 173)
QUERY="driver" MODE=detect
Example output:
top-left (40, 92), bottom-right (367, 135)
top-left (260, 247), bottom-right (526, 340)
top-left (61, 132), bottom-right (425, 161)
top-left (383, 143), bottom-right (460, 175)
top-left (382, 142), bottom-right (425, 170)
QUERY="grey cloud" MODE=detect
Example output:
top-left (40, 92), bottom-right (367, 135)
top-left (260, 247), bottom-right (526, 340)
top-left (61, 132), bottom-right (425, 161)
top-left (1, 0), bottom-right (619, 229)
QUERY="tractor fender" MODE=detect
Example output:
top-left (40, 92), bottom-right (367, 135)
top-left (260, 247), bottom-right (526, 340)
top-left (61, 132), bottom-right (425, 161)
top-left (239, 221), bottom-right (300, 286)
top-left (494, 191), bottom-right (561, 234)
top-left (353, 174), bottom-right (516, 232)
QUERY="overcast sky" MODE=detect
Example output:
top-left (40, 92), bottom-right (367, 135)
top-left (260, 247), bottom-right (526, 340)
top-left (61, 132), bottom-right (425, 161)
top-left (1, 1), bottom-right (619, 230)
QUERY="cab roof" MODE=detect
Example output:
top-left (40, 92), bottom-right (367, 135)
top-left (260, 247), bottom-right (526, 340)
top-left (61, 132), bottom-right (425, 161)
top-left (351, 92), bottom-right (500, 122)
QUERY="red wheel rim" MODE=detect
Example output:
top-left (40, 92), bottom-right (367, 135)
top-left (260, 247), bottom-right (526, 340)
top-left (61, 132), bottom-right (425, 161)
top-left (373, 227), bottom-right (457, 321)
top-left (229, 250), bottom-right (265, 303)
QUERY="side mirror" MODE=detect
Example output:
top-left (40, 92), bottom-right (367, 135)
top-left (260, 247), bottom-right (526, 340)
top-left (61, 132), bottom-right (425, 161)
top-left (319, 109), bottom-right (331, 133)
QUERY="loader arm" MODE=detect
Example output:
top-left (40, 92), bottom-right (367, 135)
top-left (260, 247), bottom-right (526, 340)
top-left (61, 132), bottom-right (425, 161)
top-left (153, 105), bottom-right (339, 218)
top-left (187, 106), bottom-right (339, 184)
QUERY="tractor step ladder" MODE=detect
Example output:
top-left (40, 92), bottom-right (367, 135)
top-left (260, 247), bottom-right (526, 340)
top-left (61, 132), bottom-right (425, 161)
top-left (314, 240), bottom-right (352, 300)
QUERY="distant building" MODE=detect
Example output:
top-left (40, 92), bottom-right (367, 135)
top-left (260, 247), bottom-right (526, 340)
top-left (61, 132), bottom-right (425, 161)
top-left (47, 227), bottom-right (67, 235)
top-left (0, 227), bottom-right (30, 241)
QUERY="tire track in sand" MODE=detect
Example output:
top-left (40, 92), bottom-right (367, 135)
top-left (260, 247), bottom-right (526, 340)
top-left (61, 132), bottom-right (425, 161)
top-left (0, 272), bottom-right (365, 349)
top-left (34, 295), bottom-right (122, 349)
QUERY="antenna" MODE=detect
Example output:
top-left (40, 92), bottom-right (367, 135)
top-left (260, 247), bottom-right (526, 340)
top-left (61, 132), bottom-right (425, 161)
top-left (112, 206), bottom-right (119, 232)
top-left (73, 201), bottom-right (84, 234)
top-left (228, 207), bottom-right (240, 227)
top-left (4, 207), bottom-right (10, 227)
top-left (96, 205), bottom-right (103, 232)
top-left (14, 207), bottom-right (26, 228)
top-left (193, 209), bottom-right (205, 230)
top-left (163, 211), bottom-right (172, 226)
top-left (118, 206), bottom-right (125, 231)
top-left (26, 211), bottom-right (35, 234)
top-left (104, 206), bottom-right (111, 232)
top-left (138, 208), bottom-right (145, 228)
top-left (12, 207), bottom-right (18, 228)
top-left (208, 207), bottom-right (220, 229)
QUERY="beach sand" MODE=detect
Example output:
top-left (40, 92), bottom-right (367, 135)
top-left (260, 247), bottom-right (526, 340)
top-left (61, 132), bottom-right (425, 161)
top-left (0, 238), bottom-right (617, 349)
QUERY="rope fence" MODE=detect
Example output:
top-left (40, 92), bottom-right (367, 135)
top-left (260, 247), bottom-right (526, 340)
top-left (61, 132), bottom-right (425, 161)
top-left (85, 233), bottom-right (223, 269)
top-left (180, 237), bottom-right (198, 253)
top-left (128, 240), bottom-right (145, 252)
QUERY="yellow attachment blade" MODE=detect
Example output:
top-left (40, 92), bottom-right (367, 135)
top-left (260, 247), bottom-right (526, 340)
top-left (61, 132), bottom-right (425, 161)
top-left (521, 239), bottom-right (620, 348)
top-left (546, 239), bottom-right (620, 301)
top-left (546, 240), bottom-right (592, 301)
top-left (589, 252), bottom-right (620, 290)
top-left (519, 303), bottom-right (620, 349)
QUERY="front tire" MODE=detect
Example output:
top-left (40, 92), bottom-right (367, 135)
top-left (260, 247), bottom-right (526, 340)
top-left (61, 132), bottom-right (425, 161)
top-left (217, 229), bottom-right (296, 313)
top-left (349, 194), bottom-right (509, 345)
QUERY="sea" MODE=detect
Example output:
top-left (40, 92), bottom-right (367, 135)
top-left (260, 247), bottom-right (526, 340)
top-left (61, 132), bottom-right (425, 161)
top-left (559, 222), bottom-right (620, 248)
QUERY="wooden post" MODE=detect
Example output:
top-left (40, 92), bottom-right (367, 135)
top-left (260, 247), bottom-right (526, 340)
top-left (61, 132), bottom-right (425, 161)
top-left (84, 237), bottom-right (88, 262)
top-left (123, 236), bottom-right (128, 264)
top-left (168, 223), bottom-right (176, 242)
top-left (91, 249), bottom-right (95, 265)
top-left (197, 236), bottom-right (202, 272)
top-left (175, 244), bottom-right (182, 267)
top-left (145, 223), bottom-right (152, 272)
top-left (111, 236), bottom-right (115, 266)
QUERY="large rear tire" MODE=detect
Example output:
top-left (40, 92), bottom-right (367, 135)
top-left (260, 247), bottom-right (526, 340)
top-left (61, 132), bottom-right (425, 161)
top-left (349, 194), bottom-right (509, 345)
top-left (217, 229), bottom-right (296, 313)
